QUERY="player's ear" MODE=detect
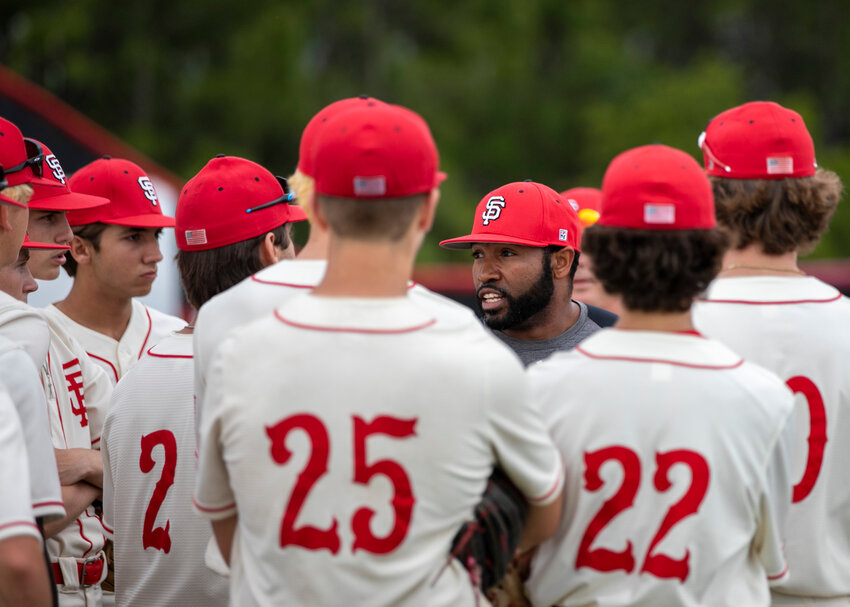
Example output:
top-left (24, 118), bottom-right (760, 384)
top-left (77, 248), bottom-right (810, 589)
top-left (310, 192), bottom-right (329, 232)
top-left (0, 205), bottom-right (10, 233)
top-left (257, 232), bottom-right (279, 268)
top-left (551, 247), bottom-right (575, 280)
top-left (68, 235), bottom-right (94, 267)
top-left (417, 188), bottom-right (440, 233)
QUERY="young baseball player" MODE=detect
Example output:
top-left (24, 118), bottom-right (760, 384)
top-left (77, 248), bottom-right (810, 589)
top-left (440, 180), bottom-right (616, 366)
top-left (0, 385), bottom-right (54, 607)
top-left (25, 139), bottom-right (109, 282)
top-left (525, 144), bottom-right (794, 607)
top-left (561, 186), bottom-right (623, 316)
top-left (194, 102), bottom-right (564, 606)
top-left (100, 155), bottom-right (303, 607)
top-left (44, 157), bottom-right (185, 384)
top-left (693, 101), bottom-right (850, 606)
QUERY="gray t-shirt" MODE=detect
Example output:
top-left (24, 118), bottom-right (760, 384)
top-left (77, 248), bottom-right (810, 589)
top-left (491, 301), bottom-right (603, 367)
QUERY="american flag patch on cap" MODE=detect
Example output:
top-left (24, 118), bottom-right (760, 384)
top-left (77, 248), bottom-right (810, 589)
top-left (184, 229), bottom-right (208, 246)
top-left (644, 203), bottom-right (676, 224)
top-left (559, 229), bottom-right (569, 241)
top-left (353, 176), bottom-right (387, 197)
top-left (767, 157), bottom-right (794, 175)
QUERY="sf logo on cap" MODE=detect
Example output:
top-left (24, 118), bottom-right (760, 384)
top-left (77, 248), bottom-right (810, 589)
top-left (46, 155), bottom-right (66, 184)
top-left (138, 176), bottom-right (159, 206)
top-left (481, 195), bottom-right (506, 226)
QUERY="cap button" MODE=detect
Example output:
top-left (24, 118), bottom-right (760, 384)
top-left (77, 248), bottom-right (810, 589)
top-left (101, 155), bottom-right (112, 160)
top-left (214, 154), bottom-right (225, 158)
top-left (523, 179), bottom-right (533, 182)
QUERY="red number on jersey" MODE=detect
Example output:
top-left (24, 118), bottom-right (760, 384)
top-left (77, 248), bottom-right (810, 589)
top-left (786, 376), bottom-right (827, 503)
top-left (575, 446), bottom-right (640, 573)
top-left (139, 430), bottom-right (178, 553)
top-left (641, 450), bottom-right (710, 582)
top-left (351, 416), bottom-right (417, 554)
top-left (266, 414), bottom-right (340, 554)
top-left (266, 414), bottom-right (418, 555)
top-left (576, 446), bottom-right (710, 583)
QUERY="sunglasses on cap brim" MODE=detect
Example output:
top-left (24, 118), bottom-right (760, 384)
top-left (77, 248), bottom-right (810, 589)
top-left (245, 175), bottom-right (297, 214)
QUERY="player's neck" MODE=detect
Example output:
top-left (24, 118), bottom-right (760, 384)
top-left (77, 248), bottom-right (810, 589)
top-left (55, 277), bottom-right (133, 341)
top-left (615, 309), bottom-right (695, 332)
top-left (295, 230), bottom-right (329, 261)
top-left (719, 246), bottom-right (802, 277)
top-left (312, 238), bottom-right (415, 298)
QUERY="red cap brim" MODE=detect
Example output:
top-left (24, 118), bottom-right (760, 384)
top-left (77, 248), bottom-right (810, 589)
top-left (93, 214), bottom-right (176, 228)
top-left (439, 232), bottom-right (548, 250)
top-left (0, 193), bottom-right (26, 209)
top-left (289, 206), bottom-right (308, 222)
top-left (29, 192), bottom-right (111, 212)
top-left (22, 235), bottom-right (70, 250)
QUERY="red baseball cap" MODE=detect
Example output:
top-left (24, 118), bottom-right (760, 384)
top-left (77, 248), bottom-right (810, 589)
top-left (312, 102), bottom-right (446, 199)
top-left (440, 181), bottom-right (581, 251)
top-left (66, 157), bottom-right (176, 228)
top-left (298, 96), bottom-right (385, 178)
top-left (0, 192), bottom-right (25, 209)
top-left (176, 155), bottom-right (308, 252)
top-left (599, 144), bottom-right (715, 230)
top-left (27, 140), bottom-right (110, 212)
top-left (22, 234), bottom-right (70, 250)
top-left (0, 118), bottom-right (62, 189)
top-left (698, 101), bottom-right (817, 179)
top-left (561, 187), bottom-right (602, 228)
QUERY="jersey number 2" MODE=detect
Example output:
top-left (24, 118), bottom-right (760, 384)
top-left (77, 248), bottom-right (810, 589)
top-left (576, 446), bottom-right (710, 583)
top-left (139, 430), bottom-right (177, 553)
top-left (266, 414), bottom-right (417, 555)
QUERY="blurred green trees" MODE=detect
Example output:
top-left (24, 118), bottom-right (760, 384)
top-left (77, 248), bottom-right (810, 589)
top-left (4, 0), bottom-right (850, 260)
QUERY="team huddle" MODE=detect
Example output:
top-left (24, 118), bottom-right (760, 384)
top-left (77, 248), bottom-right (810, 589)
top-left (0, 97), bottom-right (847, 607)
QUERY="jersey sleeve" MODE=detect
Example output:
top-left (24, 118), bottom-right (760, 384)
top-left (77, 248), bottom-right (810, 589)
top-left (0, 390), bottom-right (40, 543)
top-left (485, 351), bottom-right (564, 505)
top-left (757, 395), bottom-right (795, 586)
top-left (193, 337), bottom-right (237, 521)
top-left (0, 304), bottom-right (50, 370)
top-left (0, 346), bottom-right (64, 522)
top-left (100, 410), bottom-right (116, 539)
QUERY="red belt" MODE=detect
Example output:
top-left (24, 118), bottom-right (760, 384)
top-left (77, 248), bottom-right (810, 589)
top-left (51, 556), bottom-right (104, 587)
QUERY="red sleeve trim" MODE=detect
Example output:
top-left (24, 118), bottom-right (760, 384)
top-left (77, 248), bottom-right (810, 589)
top-left (575, 347), bottom-right (744, 370)
top-left (146, 347), bottom-right (193, 360)
top-left (767, 563), bottom-right (789, 581)
top-left (137, 307), bottom-right (154, 360)
top-left (91, 436), bottom-right (101, 446)
top-left (0, 520), bottom-right (39, 533)
top-left (192, 496), bottom-right (237, 514)
top-left (250, 275), bottom-right (315, 288)
top-left (525, 460), bottom-right (565, 504)
top-left (274, 310), bottom-right (437, 334)
top-left (86, 352), bottom-right (119, 383)
top-left (698, 294), bottom-right (842, 305)
top-left (101, 521), bottom-right (114, 535)
top-left (33, 500), bottom-right (65, 509)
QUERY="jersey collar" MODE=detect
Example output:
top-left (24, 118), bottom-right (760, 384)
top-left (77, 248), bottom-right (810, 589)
top-left (701, 275), bottom-right (841, 305)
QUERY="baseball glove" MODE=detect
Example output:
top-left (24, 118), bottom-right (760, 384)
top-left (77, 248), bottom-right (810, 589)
top-left (450, 467), bottom-right (529, 594)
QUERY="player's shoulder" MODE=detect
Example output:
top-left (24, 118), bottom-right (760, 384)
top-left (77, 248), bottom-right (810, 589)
top-left (137, 300), bottom-right (186, 330)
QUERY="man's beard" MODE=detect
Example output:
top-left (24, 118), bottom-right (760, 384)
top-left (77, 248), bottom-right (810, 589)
top-left (475, 255), bottom-right (555, 331)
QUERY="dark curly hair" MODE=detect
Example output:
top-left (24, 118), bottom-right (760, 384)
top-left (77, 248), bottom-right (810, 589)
top-left (582, 226), bottom-right (728, 313)
top-left (710, 169), bottom-right (842, 255)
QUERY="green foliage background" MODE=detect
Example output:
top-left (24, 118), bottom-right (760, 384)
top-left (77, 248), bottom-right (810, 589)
top-left (4, 0), bottom-right (850, 261)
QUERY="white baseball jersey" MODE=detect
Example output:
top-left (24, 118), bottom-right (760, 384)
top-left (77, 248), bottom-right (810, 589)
top-left (0, 289), bottom-right (51, 368)
top-left (0, 335), bottom-right (64, 522)
top-left (195, 293), bottom-right (563, 607)
top-left (0, 383), bottom-right (41, 544)
top-left (101, 332), bottom-right (227, 607)
top-left (43, 300), bottom-right (185, 385)
top-left (41, 313), bottom-right (112, 568)
top-left (694, 276), bottom-right (850, 602)
top-left (526, 329), bottom-right (794, 607)
top-left (194, 258), bottom-right (485, 419)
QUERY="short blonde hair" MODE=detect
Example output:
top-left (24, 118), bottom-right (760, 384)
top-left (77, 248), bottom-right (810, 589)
top-left (287, 169), bottom-right (314, 224)
top-left (0, 184), bottom-right (33, 205)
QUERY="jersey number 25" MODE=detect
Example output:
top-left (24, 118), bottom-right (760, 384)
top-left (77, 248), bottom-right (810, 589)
top-left (266, 413), bottom-right (417, 555)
